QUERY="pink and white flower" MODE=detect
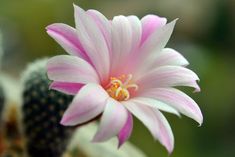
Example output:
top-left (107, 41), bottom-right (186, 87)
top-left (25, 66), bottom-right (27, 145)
top-left (46, 4), bottom-right (203, 153)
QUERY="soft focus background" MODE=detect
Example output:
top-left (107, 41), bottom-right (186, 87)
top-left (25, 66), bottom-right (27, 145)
top-left (0, 0), bottom-right (235, 157)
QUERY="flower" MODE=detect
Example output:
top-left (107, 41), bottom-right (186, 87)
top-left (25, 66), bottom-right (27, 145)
top-left (46, 4), bottom-right (203, 153)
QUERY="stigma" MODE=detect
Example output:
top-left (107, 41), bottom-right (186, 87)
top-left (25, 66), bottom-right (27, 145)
top-left (106, 74), bottom-right (138, 101)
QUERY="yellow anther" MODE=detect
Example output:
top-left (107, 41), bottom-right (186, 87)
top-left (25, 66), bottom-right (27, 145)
top-left (126, 84), bottom-right (139, 91)
top-left (106, 74), bottom-right (138, 101)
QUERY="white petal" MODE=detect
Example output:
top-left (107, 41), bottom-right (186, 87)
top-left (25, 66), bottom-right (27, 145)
top-left (61, 83), bottom-right (108, 126)
top-left (153, 48), bottom-right (189, 67)
top-left (141, 15), bottom-right (167, 44)
top-left (138, 48), bottom-right (189, 74)
top-left (123, 101), bottom-right (174, 153)
top-left (136, 65), bottom-right (200, 90)
top-left (110, 15), bottom-right (133, 73)
top-left (127, 16), bottom-right (142, 52)
top-left (87, 9), bottom-right (111, 51)
top-left (47, 55), bottom-right (99, 84)
top-left (118, 112), bottom-right (133, 147)
top-left (93, 98), bottom-right (128, 142)
top-left (132, 20), bottom-right (177, 74)
top-left (140, 19), bottom-right (177, 55)
top-left (123, 101), bottom-right (157, 138)
top-left (46, 23), bottom-right (89, 61)
top-left (130, 97), bottom-right (180, 116)
top-left (154, 109), bottom-right (174, 154)
top-left (119, 15), bottom-right (142, 75)
top-left (74, 5), bottom-right (110, 82)
top-left (49, 81), bottom-right (83, 95)
top-left (140, 88), bottom-right (203, 125)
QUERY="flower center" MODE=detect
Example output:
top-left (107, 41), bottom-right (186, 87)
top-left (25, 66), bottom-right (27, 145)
top-left (106, 74), bottom-right (138, 101)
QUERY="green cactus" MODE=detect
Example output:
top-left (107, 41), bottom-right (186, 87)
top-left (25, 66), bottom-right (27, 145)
top-left (21, 59), bottom-right (74, 157)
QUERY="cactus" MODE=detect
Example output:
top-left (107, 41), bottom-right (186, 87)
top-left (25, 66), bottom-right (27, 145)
top-left (21, 59), bottom-right (74, 157)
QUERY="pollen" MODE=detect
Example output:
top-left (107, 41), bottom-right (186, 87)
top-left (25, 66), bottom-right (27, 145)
top-left (106, 74), bottom-right (138, 101)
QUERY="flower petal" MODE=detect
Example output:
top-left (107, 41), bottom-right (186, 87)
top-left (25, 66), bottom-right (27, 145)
top-left (127, 16), bottom-right (142, 53)
top-left (130, 97), bottom-right (180, 116)
top-left (141, 19), bottom-right (175, 51)
top-left (132, 20), bottom-right (177, 75)
top-left (46, 23), bottom-right (89, 61)
top-left (140, 88), bottom-right (203, 125)
top-left (47, 55), bottom-right (99, 84)
top-left (61, 83), bottom-right (108, 126)
top-left (49, 81), bottom-right (83, 95)
top-left (111, 15), bottom-right (143, 76)
top-left (74, 5), bottom-right (110, 82)
top-left (153, 48), bottom-right (189, 67)
top-left (116, 16), bottom-right (143, 75)
top-left (136, 48), bottom-right (189, 76)
top-left (123, 101), bottom-right (174, 153)
top-left (118, 112), bottom-right (133, 147)
top-left (93, 98), bottom-right (128, 142)
top-left (141, 15), bottom-right (167, 44)
top-left (87, 9), bottom-right (111, 51)
top-left (110, 15), bottom-right (133, 73)
top-left (136, 66), bottom-right (200, 91)
top-left (154, 109), bottom-right (174, 154)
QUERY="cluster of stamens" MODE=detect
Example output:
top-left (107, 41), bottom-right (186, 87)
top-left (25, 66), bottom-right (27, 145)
top-left (106, 74), bottom-right (138, 101)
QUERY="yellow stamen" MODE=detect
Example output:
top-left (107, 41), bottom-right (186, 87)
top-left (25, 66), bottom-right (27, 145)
top-left (106, 74), bottom-right (138, 101)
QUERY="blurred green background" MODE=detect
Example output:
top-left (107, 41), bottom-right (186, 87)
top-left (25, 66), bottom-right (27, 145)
top-left (0, 0), bottom-right (235, 157)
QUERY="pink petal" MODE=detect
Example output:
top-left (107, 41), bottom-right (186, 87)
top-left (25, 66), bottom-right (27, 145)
top-left (187, 81), bottom-right (201, 92)
top-left (61, 83), bottom-right (108, 126)
top-left (110, 16), bottom-right (133, 74)
top-left (118, 112), bottom-right (133, 147)
top-left (110, 16), bottom-right (143, 76)
top-left (127, 16), bottom-right (142, 53)
top-left (130, 97), bottom-right (180, 116)
top-left (46, 23), bottom-right (89, 61)
top-left (92, 98), bottom-right (128, 142)
top-left (140, 19), bottom-right (176, 54)
top-left (47, 55), bottom-right (99, 84)
top-left (154, 109), bottom-right (174, 154)
top-left (141, 15), bottom-right (167, 44)
top-left (136, 65), bottom-right (200, 91)
top-left (49, 81), bottom-right (83, 95)
top-left (153, 48), bottom-right (189, 67)
top-left (74, 5), bottom-right (110, 82)
top-left (123, 101), bottom-right (174, 153)
top-left (138, 48), bottom-right (189, 74)
top-left (132, 20), bottom-right (177, 75)
top-left (87, 9), bottom-right (111, 51)
top-left (140, 88), bottom-right (203, 125)
top-left (118, 16), bottom-right (142, 75)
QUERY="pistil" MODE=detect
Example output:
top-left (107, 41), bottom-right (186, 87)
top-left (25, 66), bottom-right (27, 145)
top-left (106, 74), bottom-right (138, 101)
